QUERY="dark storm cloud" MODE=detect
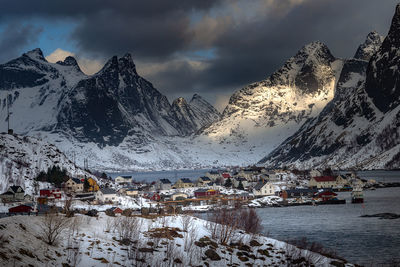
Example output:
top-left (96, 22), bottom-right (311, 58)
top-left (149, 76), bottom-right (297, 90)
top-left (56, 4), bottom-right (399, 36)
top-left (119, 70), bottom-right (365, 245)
top-left (0, 23), bottom-right (42, 63)
top-left (192, 0), bottom-right (400, 92)
top-left (0, 0), bottom-right (220, 59)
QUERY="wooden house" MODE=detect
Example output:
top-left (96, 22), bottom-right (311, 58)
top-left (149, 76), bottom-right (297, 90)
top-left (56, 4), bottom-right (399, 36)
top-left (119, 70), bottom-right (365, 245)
top-left (173, 178), bottom-right (193, 188)
top-left (0, 186), bottom-right (25, 202)
top-left (309, 176), bottom-right (338, 188)
top-left (40, 188), bottom-right (62, 200)
top-left (115, 176), bottom-right (132, 185)
top-left (65, 178), bottom-right (84, 192)
top-left (194, 189), bottom-right (219, 198)
top-left (155, 179), bottom-right (172, 190)
top-left (95, 188), bottom-right (117, 203)
top-left (197, 176), bottom-right (212, 186)
top-left (253, 181), bottom-right (275, 196)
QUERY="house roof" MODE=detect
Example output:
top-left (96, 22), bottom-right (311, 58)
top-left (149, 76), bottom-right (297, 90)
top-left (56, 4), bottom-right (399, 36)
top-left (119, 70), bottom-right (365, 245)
top-left (10, 185), bottom-right (24, 193)
top-left (1, 191), bottom-right (14, 195)
top-left (194, 188), bottom-right (208, 193)
top-left (221, 173), bottom-right (231, 178)
top-left (180, 178), bottom-right (192, 183)
top-left (100, 188), bottom-right (117, 195)
top-left (313, 176), bottom-right (336, 182)
top-left (199, 176), bottom-right (211, 181)
top-left (72, 178), bottom-right (82, 184)
top-left (160, 178), bottom-right (172, 184)
top-left (121, 176), bottom-right (132, 179)
top-left (317, 191), bottom-right (337, 197)
top-left (254, 181), bottom-right (268, 190)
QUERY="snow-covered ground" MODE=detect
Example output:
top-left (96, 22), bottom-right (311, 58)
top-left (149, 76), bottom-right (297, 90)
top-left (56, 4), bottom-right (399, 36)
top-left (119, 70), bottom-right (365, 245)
top-left (0, 213), bottom-right (353, 266)
top-left (0, 133), bottom-right (92, 195)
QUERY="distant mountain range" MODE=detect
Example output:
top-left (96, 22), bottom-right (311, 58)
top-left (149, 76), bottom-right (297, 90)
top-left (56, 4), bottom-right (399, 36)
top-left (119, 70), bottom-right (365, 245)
top-left (1, 4), bottom-right (400, 171)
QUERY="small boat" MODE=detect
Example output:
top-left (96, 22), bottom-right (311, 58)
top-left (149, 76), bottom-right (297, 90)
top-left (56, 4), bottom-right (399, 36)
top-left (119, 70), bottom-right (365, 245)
top-left (351, 186), bottom-right (364, 203)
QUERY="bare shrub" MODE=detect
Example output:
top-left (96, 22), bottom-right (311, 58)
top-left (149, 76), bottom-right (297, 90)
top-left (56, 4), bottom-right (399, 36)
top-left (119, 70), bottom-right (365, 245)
top-left (238, 208), bottom-right (262, 235)
top-left (115, 216), bottom-right (140, 241)
top-left (206, 208), bottom-right (240, 244)
top-left (180, 215), bottom-right (194, 232)
top-left (40, 209), bottom-right (71, 245)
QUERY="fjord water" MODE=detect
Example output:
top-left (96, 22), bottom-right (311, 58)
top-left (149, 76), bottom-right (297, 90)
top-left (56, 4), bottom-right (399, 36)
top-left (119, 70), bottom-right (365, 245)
top-left (258, 171), bottom-right (400, 265)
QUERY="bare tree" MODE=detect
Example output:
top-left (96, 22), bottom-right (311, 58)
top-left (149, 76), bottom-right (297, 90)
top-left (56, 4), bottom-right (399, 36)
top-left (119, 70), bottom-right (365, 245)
top-left (206, 208), bottom-right (240, 244)
top-left (238, 208), bottom-right (262, 235)
top-left (40, 209), bottom-right (71, 245)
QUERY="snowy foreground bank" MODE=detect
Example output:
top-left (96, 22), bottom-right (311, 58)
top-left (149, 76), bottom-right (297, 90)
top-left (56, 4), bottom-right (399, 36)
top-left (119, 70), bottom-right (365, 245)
top-left (0, 214), bottom-right (353, 267)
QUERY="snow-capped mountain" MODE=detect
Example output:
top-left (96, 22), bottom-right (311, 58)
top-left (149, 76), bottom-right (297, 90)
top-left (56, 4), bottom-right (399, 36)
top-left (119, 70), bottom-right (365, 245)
top-left (170, 95), bottom-right (221, 135)
top-left (0, 133), bottom-right (90, 195)
top-left (259, 6), bottom-right (400, 170)
top-left (0, 50), bottom-right (221, 170)
top-left (197, 41), bottom-right (343, 160)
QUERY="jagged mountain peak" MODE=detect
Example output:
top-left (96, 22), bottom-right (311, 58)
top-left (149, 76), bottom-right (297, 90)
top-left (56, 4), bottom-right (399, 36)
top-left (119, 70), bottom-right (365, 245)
top-left (97, 53), bottom-right (138, 76)
top-left (23, 48), bottom-right (46, 62)
top-left (354, 31), bottom-right (384, 61)
top-left (56, 56), bottom-right (83, 73)
top-left (57, 56), bottom-right (78, 66)
top-left (294, 41), bottom-right (335, 63)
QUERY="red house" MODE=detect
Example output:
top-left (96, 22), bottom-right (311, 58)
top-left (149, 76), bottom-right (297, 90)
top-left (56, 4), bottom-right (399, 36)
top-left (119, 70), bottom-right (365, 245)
top-left (221, 173), bottom-right (231, 179)
top-left (316, 191), bottom-right (337, 201)
top-left (9, 205), bottom-right (33, 213)
top-left (144, 192), bottom-right (161, 201)
top-left (194, 189), bottom-right (219, 198)
top-left (40, 189), bottom-right (62, 199)
top-left (110, 207), bottom-right (123, 214)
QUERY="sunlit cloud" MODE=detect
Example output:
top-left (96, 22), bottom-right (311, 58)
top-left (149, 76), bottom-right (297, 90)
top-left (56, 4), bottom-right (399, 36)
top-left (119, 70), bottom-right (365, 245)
top-left (46, 48), bottom-right (103, 75)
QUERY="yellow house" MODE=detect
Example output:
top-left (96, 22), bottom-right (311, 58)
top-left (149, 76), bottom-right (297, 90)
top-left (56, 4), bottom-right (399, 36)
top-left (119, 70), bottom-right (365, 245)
top-left (308, 176), bottom-right (338, 188)
top-left (87, 177), bottom-right (99, 192)
top-left (173, 178), bottom-right (193, 188)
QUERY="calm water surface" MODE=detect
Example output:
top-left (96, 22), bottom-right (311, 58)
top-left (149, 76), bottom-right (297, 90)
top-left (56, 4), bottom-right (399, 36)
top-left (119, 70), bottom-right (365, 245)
top-left (258, 187), bottom-right (400, 266)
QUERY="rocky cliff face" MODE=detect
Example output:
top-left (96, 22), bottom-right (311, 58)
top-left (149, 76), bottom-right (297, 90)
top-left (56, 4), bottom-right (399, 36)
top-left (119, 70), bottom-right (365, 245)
top-left (365, 5), bottom-right (400, 113)
top-left (259, 6), bottom-right (400, 170)
top-left (354, 31), bottom-right (384, 61)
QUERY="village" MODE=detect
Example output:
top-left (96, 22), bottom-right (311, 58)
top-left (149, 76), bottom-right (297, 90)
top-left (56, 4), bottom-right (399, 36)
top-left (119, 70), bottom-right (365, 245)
top-left (0, 166), bottom-right (387, 217)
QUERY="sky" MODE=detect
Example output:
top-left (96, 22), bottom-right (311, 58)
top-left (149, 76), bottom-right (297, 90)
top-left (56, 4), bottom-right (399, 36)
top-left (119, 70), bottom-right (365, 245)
top-left (0, 0), bottom-right (398, 111)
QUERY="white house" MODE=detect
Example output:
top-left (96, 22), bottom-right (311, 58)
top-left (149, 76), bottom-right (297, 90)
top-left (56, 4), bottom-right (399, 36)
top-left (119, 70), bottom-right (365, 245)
top-left (253, 181), bottom-right (275, 196)
top-left (155, 179), bottom-right (172, 190)
top-left (115, 176), bottom-right (132, 184)
top-left (96, 188), bottom-right (118, 203)
top-left (65, 178), bottom-right (84, 193)
top-left (171, 192), bottom-right (188, 201)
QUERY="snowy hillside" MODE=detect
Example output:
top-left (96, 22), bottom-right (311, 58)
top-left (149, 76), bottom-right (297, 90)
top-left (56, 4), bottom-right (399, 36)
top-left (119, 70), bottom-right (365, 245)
top-left (0, 214), bottom-right (352, 267)
top-left (0, 133), bottom-right (90, 195)
top-left (259, 7), bottom-right (400, 170)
